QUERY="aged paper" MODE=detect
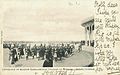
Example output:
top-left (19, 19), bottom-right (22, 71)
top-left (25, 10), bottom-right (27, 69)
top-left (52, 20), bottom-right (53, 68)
top-left (0, 0), bottom-right (120, 75)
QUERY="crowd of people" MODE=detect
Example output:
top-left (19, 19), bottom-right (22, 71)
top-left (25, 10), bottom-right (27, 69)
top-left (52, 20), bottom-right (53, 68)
top-left (3, 42), bottom-right (82, 67)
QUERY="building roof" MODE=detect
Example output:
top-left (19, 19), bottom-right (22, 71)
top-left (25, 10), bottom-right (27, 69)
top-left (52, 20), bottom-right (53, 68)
top-left (81, 16), bottom-right (94, 27)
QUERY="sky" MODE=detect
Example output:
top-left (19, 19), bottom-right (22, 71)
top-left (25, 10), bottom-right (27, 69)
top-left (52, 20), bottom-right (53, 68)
top-left (3, 0), bottom-right (94, 41)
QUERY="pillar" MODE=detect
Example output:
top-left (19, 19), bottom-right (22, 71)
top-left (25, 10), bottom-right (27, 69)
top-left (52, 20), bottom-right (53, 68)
top-left (89, 25), bottom-right (91, 46)
top-left (85, 26), bottom-right (87, 46)
top-left (90, 24), bottom-right (93, 46)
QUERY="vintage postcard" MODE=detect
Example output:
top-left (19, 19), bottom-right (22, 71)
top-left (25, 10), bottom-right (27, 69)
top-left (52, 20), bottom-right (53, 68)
top-left (0, 0), bottom-right (120, 75)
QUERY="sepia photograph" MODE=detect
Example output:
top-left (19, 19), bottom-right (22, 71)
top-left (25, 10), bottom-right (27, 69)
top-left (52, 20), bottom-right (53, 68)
top-left (3, 0), bottom-right (94, 67)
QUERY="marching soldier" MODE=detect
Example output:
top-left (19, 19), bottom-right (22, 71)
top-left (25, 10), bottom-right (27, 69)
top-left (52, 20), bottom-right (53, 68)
top-left (9, 46), bottom-right (18, 65)
top-left (31, 45), bottom-right (36, 59)
top-left (25, 46), bottom-right (30, 60)
top-left (59, 46), bottom-right (63, 61)
top-left (78, 43), bottom-right (82, 52)
top-left (67, 44), bottom-right (71, 55)
top-left (43, 54), bottom-right (53, 67)
top-left (41, 44), bottom-right (46, 60)
top-left (53, 49), bottom-right (58, 62)
top-left (35, 45), bottom-right (38, 59)
top-left (37, 46), bottom-right (40, 61)
top-left (39, 44), bottom-right (44, 60)
top-left (17, 47), bottom-right (22, 59)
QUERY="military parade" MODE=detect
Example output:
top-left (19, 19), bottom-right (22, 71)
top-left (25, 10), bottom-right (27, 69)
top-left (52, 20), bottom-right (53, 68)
top-left (3, 42), bottom-right (83, 67)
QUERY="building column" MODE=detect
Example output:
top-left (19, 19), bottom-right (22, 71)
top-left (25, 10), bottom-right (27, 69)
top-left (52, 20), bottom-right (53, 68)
top-left (91, 24), bottom-right (93, 41)
top-left (85, 26), bottom-right (87, 46)
top-left (91, 24), bottom-right (94, 47)
top-left (87, 26), bottom-right (89, 46)
top-left (89, 25), bottom-right (91, 46)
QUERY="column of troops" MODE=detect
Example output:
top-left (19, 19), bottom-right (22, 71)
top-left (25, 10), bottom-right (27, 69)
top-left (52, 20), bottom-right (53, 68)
top-left (3, 43), bottom-right (82, 67)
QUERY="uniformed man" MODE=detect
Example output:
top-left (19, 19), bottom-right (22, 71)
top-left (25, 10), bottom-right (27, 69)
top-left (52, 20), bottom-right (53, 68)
top-left (43, 55), bottom-right (53, 67)
top-left (9, 46), bottom-right (18, 64)
top-left (25, 46), bottom-right (30, 60)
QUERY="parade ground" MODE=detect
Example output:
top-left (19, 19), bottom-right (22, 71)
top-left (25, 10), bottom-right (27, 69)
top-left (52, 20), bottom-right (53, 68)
top-left (3, 48), bottom-right (94, 67)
